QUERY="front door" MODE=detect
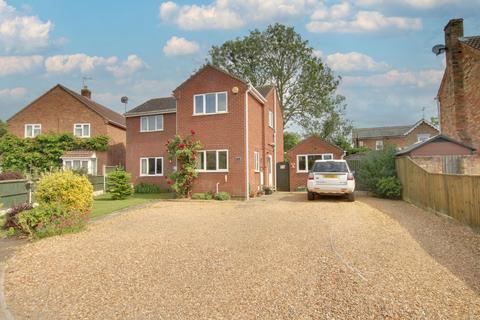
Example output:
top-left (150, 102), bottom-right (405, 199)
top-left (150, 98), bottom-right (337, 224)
top-left (267, 155), bottom-right (273, 187)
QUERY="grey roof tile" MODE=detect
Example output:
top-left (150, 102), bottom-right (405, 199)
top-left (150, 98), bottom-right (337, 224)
top-left (125, 97), bottom-right (176, 115)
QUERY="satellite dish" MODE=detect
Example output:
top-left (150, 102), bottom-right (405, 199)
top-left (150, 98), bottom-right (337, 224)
top-left (121, 96), bottom-right (129, 104)
top-left (432, 44), bottom-right (447, 55)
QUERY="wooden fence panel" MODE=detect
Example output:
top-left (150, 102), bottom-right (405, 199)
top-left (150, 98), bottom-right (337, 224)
top-left (396, 156), bottom-right (480, 230)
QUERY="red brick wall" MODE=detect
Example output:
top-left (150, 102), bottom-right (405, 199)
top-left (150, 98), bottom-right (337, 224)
top-left (287, 137), bottom-right (344, 191)
top-left (125, 113), bottom-right (177, 188)
top-left (463, 45), bottom-right (480, 154)
top-left (174, 66), bottom-right (248, 197)
top-left (248, 94), bottom-right (265, 194)
top-left (7, 86), bottom-right (126, 168)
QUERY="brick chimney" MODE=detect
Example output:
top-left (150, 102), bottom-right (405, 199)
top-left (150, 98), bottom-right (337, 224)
top-left (81, 86), bottom-right (92, 99)
top-left (444, 18), bottom-right (470, 144)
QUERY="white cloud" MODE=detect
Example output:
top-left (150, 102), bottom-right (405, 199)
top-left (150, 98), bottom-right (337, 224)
top-left (342, 68), bottom-right (444, 88)
top-left (0, 0), bottom-right (53, 52)
top-left (354, 0), bottom-right (468, 9)
top-left (159, 0), bottom-right (307, 30)
top-left (0, 55), bottom-right (43, 76)
top-left (311, 2), bottom-right (351, 20)
top-left (325, 52), bottom-right (388, 72)
top-left (307, 10), bottom-right (422, 33)
top-left (106, 55), bottom-right (147, 78)
top-left (44, 54), bottom-right (146, 78)
top-left (163, 36), bottom-right (200, 56)
top-left (0, 87), bottom-right (27, 98)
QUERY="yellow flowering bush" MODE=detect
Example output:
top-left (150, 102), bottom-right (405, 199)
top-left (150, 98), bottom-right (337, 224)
top-left (35, 171), bottom-right (94, 213)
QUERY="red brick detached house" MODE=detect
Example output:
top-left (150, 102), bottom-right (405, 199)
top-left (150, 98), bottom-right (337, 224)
top-left (288, 136), bottom-right (344, 191)
top-left (437, 19), bottom-right (480, 155)
top-left (125, 65), bottom-right (284, 198)
top-left (7, 84), bottom-right (126, 175)
top-left (352, 119), bottom-right (439, 151)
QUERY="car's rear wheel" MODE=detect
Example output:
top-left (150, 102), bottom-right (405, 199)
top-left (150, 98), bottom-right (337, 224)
top-left (347, 192), bottom-right (355, 202)
top-left (307, 191), bottom-right (315, 201)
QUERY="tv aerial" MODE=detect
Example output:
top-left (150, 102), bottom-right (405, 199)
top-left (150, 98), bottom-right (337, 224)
top-left (121, 96), bottom-right (129, 113)
top-left (82, 76), bottom-right (93, 87)
top-left (432, 44), bottom-right (447, 56)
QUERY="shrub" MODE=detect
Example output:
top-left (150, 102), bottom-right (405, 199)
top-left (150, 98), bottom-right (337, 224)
top-left (17, 203), bottom-right (88, 238)
top-left (134, 183), bottom-right (160, 194)
top-left (35, 170), bottom-right (93, 213)
top-left (191, 192), bottom-right (213, 200)
top-left (214, 192), bottom-right (231, 201)
top-left (358, 146), bottom-right (399, 198)
top-left (376, 176), bottom-right (402, 199)
top-left (106, 168), bottom-right (133, 200)
top-left (0, 172), bottom-right (24, 181)
top-left (4, 203), bottom-right (33, 229)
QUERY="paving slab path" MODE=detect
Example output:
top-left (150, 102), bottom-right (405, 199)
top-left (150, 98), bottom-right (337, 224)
top-left (4, 193), bottom-right (480, 319)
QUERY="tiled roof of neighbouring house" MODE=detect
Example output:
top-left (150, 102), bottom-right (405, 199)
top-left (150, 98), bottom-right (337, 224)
top-left (255, 85), bottom-right (274, 97)
top-left (460, 36), bottom-right (480, 51)
top-left (125, 97), bottom-right (177, 116)
top-left (61, 150), bottom-right (96, 158)
top-left (353, 119), bottom-right (439, 139)
top-left (59, 85), bottom-right (126, 129)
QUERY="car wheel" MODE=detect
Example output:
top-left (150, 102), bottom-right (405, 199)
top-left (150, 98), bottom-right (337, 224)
top-left (307, 191), bottom-right (315, 201)
top-left (347, 192), bottom-right (355, 202)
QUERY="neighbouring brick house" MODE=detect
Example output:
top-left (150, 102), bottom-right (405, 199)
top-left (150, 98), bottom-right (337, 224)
top-left (352, 119), bottom-right (439, 151)
top-left (437, 19), bottom-right (480, 155)
top-left (125, 65), bottom-right (284, 198)
top-left (287, 136), bottom-right (344, 191)
top-left (7, 84), bottom-right (126, 175)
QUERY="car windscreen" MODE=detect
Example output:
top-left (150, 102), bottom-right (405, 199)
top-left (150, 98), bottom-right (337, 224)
top-left (312, 161), bottom-right (348, 173)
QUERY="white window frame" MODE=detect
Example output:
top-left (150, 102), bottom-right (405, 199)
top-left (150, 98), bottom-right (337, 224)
top-left (193, 91), bottom-right (228, 115)
top-left (74, 123), bottom-right (91, 138)
top-left (24, 124), bottom-right (41, 138)
top-left (417, 133), bottom-right (431, 142)
top-left (359, 141), bottom-right (364, 147)
top-left (197, 150), bottom-right (229, 172)
top-left (254, 151), bottom-right (260, 172)
top-left (62, 158), bottom-right (97, 175)
top-left (268, 110), bottom-right (274, 128)
top-left (140, 157), bottom-right (164, 176)
top-left (375, 140), bottom-right (384, 150)
top-left (140, 115), bottom-right (164, 132)
top-left (296, 154), bottom-right (334, 173)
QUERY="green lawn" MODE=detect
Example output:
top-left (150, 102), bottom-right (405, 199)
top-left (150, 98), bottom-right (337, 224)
top-left (91, 193), bottom-right (174, 220)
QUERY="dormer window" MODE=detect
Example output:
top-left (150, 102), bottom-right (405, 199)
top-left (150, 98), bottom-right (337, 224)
top-left (194, 92), bottom-right (227, 115)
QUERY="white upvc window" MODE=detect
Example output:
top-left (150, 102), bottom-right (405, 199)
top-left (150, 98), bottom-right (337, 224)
top-left (417, 133), bottom-right (431, 142)
top-left (140, 157), bottom-right (163, 176)
top-left (63, 158), bottom-right (97, 175)
top-left (375, 140), bottom-right (384, 150)
top-left (359, 141), bottom-right (364, 147)
top-left (196, 150), bottom-right (228, 172)
top-left (268, 110), bottom-right (274, 128)
top-left (296, 154), bottom-right (334, 173)
top-left (140, 115), bottom-right (164, 132)
top-left (24, 124), bottom-right (41, 138)
top-left (74, 123), bottom-right (91, 137)
top-left (193, 92), bottom-right (228, 115)
top-left (254, 151), bottom-right (260, 172)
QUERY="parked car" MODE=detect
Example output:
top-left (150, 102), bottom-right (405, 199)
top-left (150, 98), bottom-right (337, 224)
top-left (306, 160), bottom-right (355, 201)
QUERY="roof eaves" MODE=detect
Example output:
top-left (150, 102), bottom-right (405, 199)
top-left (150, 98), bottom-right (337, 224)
top-left (403, 119), bottom-right (439, 136)
top-left (124, 109), bottom-right (177, 117)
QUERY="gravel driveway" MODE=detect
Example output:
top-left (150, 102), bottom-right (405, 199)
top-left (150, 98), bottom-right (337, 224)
top-left (4, 193), bottom-right (480, 319)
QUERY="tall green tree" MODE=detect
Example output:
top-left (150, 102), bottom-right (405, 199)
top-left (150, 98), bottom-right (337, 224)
top-left (210, 23), bottom-right (350, 140)
top-left (284, 131), bottom-right (301, 152)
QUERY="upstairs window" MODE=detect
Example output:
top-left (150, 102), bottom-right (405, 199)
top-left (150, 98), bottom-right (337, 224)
top-left (375, 140), bottom-right (384, 150)
top-left (194, 92), bottom-right (228, 115)
top-left (141, 115), bottom-right (164, 132)
top-left (25, 124), bottom-right (41, 138)
top-left (268, 110), bottom-right (274, 128)
top-left (417, 133), bottom-right (431, 142)
top-left (74, 123), bottom-right (90, 138)
top-left (197, 150), bottom-right (228, 172)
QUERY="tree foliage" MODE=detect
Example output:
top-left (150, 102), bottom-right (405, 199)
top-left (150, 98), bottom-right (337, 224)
top-left (284, 131), bottom-right (301, 152)
top-left (166, 130), bottom-right (202, 198)
top-left (0, 120), bottom-right (8, 138)
top-left (333, 136), bottom-right (369, 156)
top-left (0, 133), bottom-right (109, 173)
top-left (210, 23), bottom-right (350, 140)
top-left (107, 168), bottom-right (133, 200)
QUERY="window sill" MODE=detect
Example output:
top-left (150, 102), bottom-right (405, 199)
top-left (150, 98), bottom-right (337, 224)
top-left (296, 170), bottom-right (308, 173)
top-left (192, 112), bottom-right (228, 117)
top-left (140, 129), bottom-right (164, 133)
top-left (197, 170), bottom-right (229, 173)
top-left (140, 174), bottom-right (164, 177)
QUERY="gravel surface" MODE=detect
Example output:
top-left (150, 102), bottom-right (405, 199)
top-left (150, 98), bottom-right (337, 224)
top-left (4, 193), bottom-right (480, 319)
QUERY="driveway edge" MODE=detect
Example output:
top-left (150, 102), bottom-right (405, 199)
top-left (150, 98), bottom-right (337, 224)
top-left (0, 262), bottom-right (14, 320)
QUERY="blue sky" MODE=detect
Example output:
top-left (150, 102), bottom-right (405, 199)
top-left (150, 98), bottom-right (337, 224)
top-left (1, 0), bottom-right (479, 130)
